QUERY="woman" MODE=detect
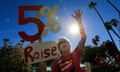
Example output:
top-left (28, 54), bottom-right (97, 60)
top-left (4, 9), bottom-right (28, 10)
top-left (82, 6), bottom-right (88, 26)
top-left (52, 9), bottom-right (86, 72)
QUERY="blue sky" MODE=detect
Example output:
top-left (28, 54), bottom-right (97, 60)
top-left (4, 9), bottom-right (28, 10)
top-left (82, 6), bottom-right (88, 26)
top-left (0, 0), bottom-right (120, 50)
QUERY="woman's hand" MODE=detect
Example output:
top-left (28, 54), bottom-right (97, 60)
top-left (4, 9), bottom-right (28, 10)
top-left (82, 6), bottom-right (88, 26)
top-left (72, 9), bottom-right (82, 24)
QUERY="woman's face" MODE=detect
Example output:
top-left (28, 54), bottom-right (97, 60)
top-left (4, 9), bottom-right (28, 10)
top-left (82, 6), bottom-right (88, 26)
top-left (58, 39), bottom-right (70, 55)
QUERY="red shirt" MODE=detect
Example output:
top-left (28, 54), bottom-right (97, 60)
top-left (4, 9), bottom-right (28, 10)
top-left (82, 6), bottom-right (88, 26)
top-left (52, 50), bottom-right (83, 72)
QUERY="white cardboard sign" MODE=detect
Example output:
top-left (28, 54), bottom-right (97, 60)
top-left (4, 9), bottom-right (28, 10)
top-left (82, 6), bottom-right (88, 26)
top-left (24, 41), bottom-right (58, 64)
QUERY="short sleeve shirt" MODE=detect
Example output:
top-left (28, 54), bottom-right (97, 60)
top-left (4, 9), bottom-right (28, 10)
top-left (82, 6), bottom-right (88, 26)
top-left (52, 50), bottom-right (83, 72)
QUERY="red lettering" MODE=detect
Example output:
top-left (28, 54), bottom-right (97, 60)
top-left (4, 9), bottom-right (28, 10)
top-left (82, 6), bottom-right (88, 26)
top-left (24, 46), bottom-right (34, 64)
top-left (44, 49), bottom-right (50, 58)
top-left (52, 46), bottom-right (57, 56)
top-left (24, 46), bottom-right (57, 64)
top-left (18, 6), bottom-right (44, 42)
top-left (33, 52), bottom-right (40, 59)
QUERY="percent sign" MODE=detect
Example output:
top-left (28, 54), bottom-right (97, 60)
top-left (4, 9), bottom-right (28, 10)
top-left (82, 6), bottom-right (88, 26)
top-left (36, 4), bottom-right (61, 37)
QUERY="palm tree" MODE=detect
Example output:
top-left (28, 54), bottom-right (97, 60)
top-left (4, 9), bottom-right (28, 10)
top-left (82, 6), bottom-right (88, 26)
top-left (107, 0), bottom-right (120, 17)
top-left (92, 38), bottom-right (98, 46)
top-left (107, 0), bottom-right (120, 37)
top-left (89, 1), bottom-right (104, 23)
top-left (110, 19), bottom-right (120, 39)
top-left (107, 0), bottom-right (120, 38)
top-left (105, 20), bottom-right (120, 39)
top-left (110, 19), bottom-right (118, 27)
top-left (92, 35), bottom-right (100, 47)
top-left (95, 35), bottom-right (100, 42)
top-left (88, 1), bottom-right (115, 45)
top-left (110, 19), bottom-right (120, 32)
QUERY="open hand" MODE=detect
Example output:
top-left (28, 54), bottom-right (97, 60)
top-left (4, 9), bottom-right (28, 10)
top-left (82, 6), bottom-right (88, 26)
top-left (72, 9), bottom-right (82, 23)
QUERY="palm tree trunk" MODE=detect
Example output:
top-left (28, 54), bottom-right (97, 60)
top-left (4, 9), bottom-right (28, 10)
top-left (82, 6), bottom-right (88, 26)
top-left (111, 28), bottom-right (120, 39)
top-left (93, 7), bottom-right (115, 43)
top-left (93, 7), bottom-right (119, 53)
top-left (94, 7), bottom-right (104, 23)
top-left (107, 0), bottom-right (120, 17)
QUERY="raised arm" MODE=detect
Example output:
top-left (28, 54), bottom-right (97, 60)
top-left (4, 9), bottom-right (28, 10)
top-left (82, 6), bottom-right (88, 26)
top-left (72, 9), bottom-right (86, 55)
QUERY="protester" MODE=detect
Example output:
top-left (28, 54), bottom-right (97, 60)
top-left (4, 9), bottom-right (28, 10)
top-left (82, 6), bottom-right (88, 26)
top-left (52, 9), bottom-right (87, 72)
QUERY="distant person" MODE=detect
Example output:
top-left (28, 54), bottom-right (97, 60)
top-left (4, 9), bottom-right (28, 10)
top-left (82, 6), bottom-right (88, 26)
top-left (52, 9), bottom-right (87, 72)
